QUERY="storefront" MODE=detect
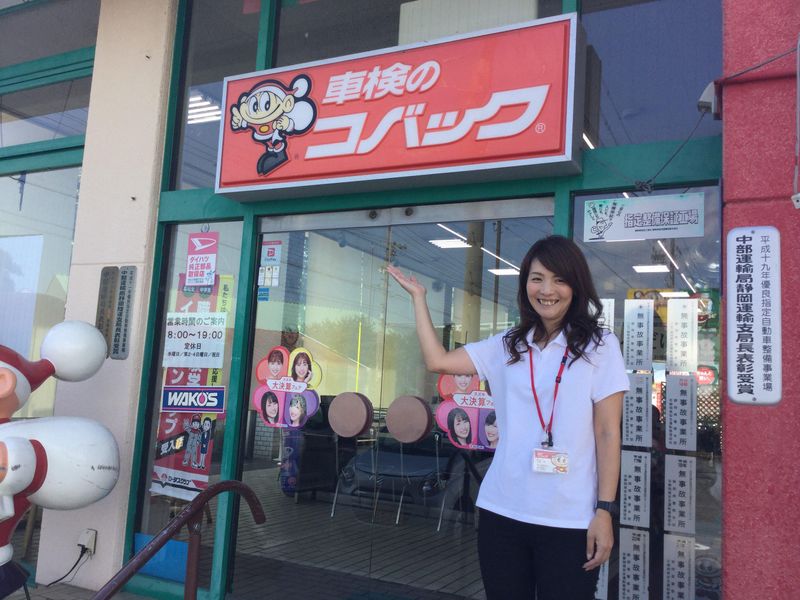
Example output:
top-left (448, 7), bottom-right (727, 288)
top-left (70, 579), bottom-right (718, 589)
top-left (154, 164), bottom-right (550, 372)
top-left (2, 1), bottom-right (796, 599)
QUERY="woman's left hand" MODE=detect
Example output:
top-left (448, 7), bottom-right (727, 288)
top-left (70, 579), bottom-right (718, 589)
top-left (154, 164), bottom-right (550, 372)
top-left (583, 511), bottom-right (614, 570)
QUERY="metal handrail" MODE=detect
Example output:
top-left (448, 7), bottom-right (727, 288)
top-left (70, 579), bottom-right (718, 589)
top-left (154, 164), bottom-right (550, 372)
top-left (93, 480), bottom-right (265, 600)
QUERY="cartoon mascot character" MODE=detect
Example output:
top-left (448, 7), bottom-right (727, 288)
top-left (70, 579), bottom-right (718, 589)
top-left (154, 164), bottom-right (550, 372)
top-left (230, 74), bottom-right (317, 176)
top-left (0, 321), bottom-right (119, 597)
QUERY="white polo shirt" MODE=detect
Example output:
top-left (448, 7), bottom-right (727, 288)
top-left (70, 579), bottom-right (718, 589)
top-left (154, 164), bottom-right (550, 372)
top-left (464, 328), bottom-right (629, 529)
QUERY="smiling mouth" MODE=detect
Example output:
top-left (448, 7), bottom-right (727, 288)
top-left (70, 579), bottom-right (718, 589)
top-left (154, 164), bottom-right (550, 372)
top-left (538, 299), bottom-right (559, 306)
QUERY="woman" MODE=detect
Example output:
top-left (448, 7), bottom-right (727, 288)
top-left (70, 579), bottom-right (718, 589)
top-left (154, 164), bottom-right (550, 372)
top-left (267, 349), bottom-right (285, 379)
top-left (484, 411), bottom-right (499, 449)
top-left (447, 407), bottom-right (472, 446)
top-left (287, 393), bottom-right (307, 427)
top-left (261, 391), bottom-right (281, 425)
top-left (291, 352), bottom-right (312, 383)
top-left (386, 235), bottom-right (628, 600)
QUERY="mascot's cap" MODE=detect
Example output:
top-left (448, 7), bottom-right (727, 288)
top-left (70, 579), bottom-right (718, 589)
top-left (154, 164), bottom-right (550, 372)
top-left (192, 414), bottom-right (201, 422)
top-left (0, 347), bottom-right (55, 392)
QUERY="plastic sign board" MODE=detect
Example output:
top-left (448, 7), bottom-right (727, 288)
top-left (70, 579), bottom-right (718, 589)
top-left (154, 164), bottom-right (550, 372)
top-left (216, 14), bottom-right (582, 199)
top-left (584, 193), bottom-right (705, 242)
top-left (726, 226), bottom-right (782, 404)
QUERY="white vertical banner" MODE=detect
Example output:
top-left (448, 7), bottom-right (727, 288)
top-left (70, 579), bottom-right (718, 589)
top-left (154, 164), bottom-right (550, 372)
top-left (665, 455), bottom-right (696, 534)
top-left (619, 528), bottom-right (649, 600)
top-left (623, 373), bottom-right (653, 447)
top-left (624, 299), bottom-right (654, 370)
top-left (620, 450), bottom-right (651, 528)
top-left (666, 298), bottom-right (698, 372)
top-left (726, 226), bottom-right (782, 404)
top-left (599, 298), bottom-right (615, 331)
top-left (665, 374), bottom-right (697, 451)
top-left (595, 560), bottom-right (609, 600)
top-left (663, 534), bottom-right (695, 600)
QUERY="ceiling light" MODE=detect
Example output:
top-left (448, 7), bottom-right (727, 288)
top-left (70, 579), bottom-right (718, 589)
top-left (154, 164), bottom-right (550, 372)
top-left (428, 239), bottom-right (471, 249)
top-left (622, 192), bottom-right (630, 198)
top-left (633, 264), bottom-right (670, 273)
top-left (660, 291), bottom-right (691, 298)
top-left (187, 114), bottom-right (222, 124)
top-left (488, 268), bottom-right (519, 276)
top-left (582, 133), bottom-right (596, 149)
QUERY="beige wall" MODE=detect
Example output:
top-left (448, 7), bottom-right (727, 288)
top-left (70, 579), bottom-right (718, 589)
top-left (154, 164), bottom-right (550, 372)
top-left (35, 0), bottom-right (178, 589)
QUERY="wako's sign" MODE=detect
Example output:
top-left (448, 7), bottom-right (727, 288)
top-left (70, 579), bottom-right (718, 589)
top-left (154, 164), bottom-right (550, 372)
top-left (216, 14), bottom-right (582, 199)
top-left (161, 386), bottom-right (226, 413)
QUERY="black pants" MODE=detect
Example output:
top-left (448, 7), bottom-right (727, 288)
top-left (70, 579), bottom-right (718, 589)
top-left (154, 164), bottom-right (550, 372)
top-left (477, 509), bottom-right (600, 600)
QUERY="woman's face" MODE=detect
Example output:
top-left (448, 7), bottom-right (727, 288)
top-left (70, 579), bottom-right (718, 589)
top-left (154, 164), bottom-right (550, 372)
top-left (265, 397), bottom-right (279, 419)
top-left (268, 360), bottom-right (282, 378)
top-left (454, 374), bottom-right (472, 393)
top-left (485, 421), bottom-right (499, 445)
top-left (294, 358), bottom-right (309, 380)
top-left (526, 258), bottom-right (573, 333)
top-left (454, 414), bottom-right (470, 441)
top-left (289, 401), bottom-right (303, 423)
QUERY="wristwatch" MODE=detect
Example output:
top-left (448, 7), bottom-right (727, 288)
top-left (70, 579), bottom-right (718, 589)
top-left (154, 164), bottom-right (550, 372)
top-left (595, 500), bottom-right (619, 517)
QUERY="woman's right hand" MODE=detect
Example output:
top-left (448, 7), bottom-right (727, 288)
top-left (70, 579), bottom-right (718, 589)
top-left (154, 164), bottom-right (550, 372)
top-left (385, 265), bottom-right (426, 298)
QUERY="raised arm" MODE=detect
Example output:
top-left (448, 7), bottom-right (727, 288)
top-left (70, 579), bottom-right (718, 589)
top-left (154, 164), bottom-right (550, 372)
top-left (385, 265), bottom-right (476, 375)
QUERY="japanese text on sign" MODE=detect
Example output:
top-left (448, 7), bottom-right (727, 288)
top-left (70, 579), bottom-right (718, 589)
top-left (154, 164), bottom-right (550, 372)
top-left (666, 374), bottom-right (697, 451)
top-left (623, 373), bottom-right (653, 448)
top-left (162, 312), bottom-right (227, 369)
top-left (726, 226), bottom-right (782, 404)
top-left (621, 450), bottom-right (651, 528)
top-left (665, 455), bottom-right (696, 534)
top-left (620, 528), bottom-right (650, 600)
top-left (624, 299), bottom-right (654, 370)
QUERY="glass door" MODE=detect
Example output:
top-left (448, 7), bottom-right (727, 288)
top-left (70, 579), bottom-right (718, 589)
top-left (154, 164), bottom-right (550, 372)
top-left (232, 197), bottom-right (554, 599)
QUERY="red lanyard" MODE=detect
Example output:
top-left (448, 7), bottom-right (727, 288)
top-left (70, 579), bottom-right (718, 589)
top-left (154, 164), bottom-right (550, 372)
top-left (528, 345), bottom-right (570, 447)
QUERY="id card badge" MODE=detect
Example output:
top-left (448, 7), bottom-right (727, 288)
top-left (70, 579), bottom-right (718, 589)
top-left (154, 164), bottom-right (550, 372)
top-left (532, 448), bottom-right (569, 474)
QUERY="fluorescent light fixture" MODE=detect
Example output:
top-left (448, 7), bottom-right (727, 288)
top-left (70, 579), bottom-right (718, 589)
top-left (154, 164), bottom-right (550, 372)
top-left (605, 238), bottom-right (645, 243)
top-left (633, 264), bottom-right (670, 273)
top-left (582, 133), bottom-right (596, 149)
top-left (622, 192), bottom-right (630, 198)
top-left (188, 100), bottom-right (212, 109)
top-left (488, 268), bottom-right (520, 276)
top-left (680, 273), bottom-right (697, 293)
top-left (188, 106), bottom-right (221, 115)
top-left (657, 240), bottom-right (680, 270)
top-left (480, 247), bottom-right (518, 269)
top-left (428, 238), bottom-right (471, 249)
top-left (187, 114), bottom-right (222, 124)
top-left (660, 291), bottom-right (691, 298)
top-left (436, 223), bottom-right (467, 240)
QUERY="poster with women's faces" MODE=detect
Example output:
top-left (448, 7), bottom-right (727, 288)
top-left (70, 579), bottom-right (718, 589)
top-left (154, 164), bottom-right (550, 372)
top-left (251, 345), bottom-right (321, 428)
top-left (435, 374), bottom-right (497, 451)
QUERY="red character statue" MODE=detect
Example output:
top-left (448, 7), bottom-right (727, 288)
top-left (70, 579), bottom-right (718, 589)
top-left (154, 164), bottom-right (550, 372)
top-left (0, 321), bottom-right (119, 597)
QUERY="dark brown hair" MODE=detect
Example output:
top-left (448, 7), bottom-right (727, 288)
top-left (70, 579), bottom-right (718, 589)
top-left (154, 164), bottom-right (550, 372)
top-left (503, 235), bottom-right (603, 366)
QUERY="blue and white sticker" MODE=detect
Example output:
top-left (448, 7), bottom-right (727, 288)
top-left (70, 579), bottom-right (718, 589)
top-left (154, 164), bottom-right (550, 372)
top-left (161, 386), bottom-right (226, 413)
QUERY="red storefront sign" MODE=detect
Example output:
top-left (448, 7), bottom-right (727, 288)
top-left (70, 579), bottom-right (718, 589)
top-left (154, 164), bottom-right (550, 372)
top-left (216, 14), bottom-right (581, 199)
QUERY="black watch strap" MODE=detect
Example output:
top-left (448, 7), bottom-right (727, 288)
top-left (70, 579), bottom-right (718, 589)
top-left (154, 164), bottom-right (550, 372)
top-left (595, 500), bottom-right (619, 517)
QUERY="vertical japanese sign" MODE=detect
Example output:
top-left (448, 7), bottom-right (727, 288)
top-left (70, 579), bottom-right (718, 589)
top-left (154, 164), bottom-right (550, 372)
top-left (185, 232), bottom-right (219, 287)
top-left (624, 299), bottom-right (654, 370)
top-left (620, 528), bottom-right (650, 600)
top-left (620, 450), bottom-right (651, 528)
top-left (665, 374), bottom-right (697, 451)
top-left (666, 299), bottom-right (698, 373)
top-left (595, 561), bottom-right (608, 600)
top-left (663, 534), bottom-right (695, 600)
top-left (217, 14), bottom-right (580, 198)
top-left (664, 455), bottom-right (696, 534)
top-left (599, 298), bottom-right (615, 331)
top-left (151, 272), bottom-right (234, 500)
top-left (726, 226), bottom-right (782, 404)
top-left (623, 373), bottom-right (653, 448)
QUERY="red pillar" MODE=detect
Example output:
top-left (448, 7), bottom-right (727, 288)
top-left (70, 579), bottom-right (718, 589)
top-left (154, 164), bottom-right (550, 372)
top-left (722, 0), bottom-right (800, 597)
